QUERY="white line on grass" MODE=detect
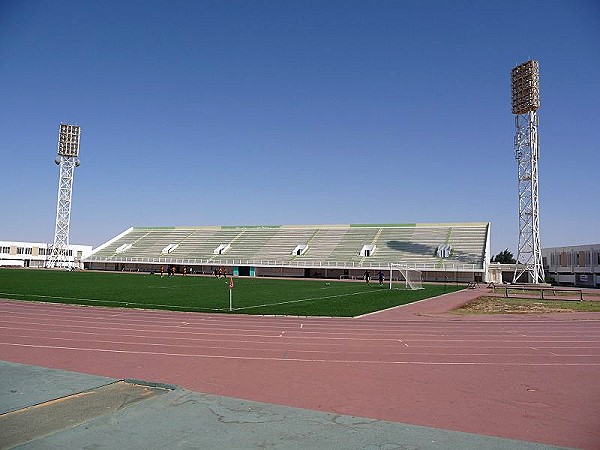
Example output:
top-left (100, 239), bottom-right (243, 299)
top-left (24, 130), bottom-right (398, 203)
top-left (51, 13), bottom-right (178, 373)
top-left (0, 286), bottom-right (388, 314)
top-left (230, 289), bottom-right (383, 311)
top-left (0, 292), bottom-right (228, 313)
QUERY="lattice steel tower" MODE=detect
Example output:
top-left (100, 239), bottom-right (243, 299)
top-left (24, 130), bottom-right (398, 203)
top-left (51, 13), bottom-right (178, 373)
top-left (46, 124), bottom-right (81, 269)
top-left (511, 61), bottom-right (544, 283)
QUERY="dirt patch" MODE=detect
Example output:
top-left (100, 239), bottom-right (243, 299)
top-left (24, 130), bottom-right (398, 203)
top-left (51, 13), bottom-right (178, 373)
top-left (453, 296), bottom-right (598, 314)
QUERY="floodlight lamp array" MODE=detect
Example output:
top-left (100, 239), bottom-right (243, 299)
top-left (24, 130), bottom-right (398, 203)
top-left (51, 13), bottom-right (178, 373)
top-left (511, 60), bottom-right (540, 115)
top-left (57, 123), bottom-right (81, 157)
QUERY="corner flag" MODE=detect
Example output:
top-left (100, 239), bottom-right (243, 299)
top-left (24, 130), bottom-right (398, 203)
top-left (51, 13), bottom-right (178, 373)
top-left (228, 277), bottom-right (234, 311)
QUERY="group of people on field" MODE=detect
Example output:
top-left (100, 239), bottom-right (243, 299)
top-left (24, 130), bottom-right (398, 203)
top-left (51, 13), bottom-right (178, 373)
top-left (213, 267), bottom-right (227, 278)
top-left (157, 265), bottom-right (385, 285)
top-left (364, 270), bottom-right (386, 286)
top-left (159, 265), bottom-right (192, 277)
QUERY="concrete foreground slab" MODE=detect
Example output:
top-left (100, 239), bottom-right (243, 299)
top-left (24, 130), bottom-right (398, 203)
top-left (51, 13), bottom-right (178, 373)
top-left (0, 361), bottom-right (571, 450)
top-left (0, 361), bottom-right (115, 415)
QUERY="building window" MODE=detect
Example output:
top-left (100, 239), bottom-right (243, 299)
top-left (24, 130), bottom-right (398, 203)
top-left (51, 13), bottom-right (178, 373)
top-left (1, 247), bottom-right (9, 254)
top-left (559, 252), bottom-right (568, 266)
top-left (38, 248), bottom-right (46, 256)
top-left (25, 248), bottom-right (32, 255)
top-left (16, 247), bottom-right (24, 255)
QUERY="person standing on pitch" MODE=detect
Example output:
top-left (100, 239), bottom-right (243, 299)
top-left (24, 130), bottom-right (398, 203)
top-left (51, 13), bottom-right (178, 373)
top-left (378, 270), bottom-right (384, 286)
top-left (364, 270), bottom-right (370, 284)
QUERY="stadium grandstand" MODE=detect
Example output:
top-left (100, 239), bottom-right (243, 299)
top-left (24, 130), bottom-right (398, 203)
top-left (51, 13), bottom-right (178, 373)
top-left (85, 222), bottom-right (491, 283)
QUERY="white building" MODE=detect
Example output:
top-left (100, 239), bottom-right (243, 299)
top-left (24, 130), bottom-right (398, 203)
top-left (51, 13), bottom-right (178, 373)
top-left (0, 241), bottom-right (93, 269)
top-left (543, 244), bottom-right (600, 288)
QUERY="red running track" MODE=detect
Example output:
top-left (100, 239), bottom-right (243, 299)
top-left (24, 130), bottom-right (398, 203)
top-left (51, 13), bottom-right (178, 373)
top-left (1, 289), bottom-right (599, 449)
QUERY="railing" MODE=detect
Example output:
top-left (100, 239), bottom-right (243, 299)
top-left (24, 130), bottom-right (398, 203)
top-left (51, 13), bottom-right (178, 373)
top-left (85, 255), bottom-right (480, 271)
top-left (498, 285), bottom-right (592, 301)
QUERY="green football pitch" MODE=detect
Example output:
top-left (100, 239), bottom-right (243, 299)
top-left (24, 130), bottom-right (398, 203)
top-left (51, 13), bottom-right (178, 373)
top-left (0, 268), bottom-right (462, 317)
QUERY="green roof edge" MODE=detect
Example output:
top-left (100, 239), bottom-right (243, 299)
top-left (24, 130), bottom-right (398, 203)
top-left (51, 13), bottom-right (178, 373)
top-left (350, 223), bottom-right (416, 228)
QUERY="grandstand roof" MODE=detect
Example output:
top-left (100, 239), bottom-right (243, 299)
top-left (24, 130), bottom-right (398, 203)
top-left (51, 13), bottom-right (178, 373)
top-left (86, 222), bottom-right (490, 272)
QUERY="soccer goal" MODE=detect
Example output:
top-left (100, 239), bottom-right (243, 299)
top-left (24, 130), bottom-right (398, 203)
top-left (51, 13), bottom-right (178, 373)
top-left (389, 263), bottom-right (424, 290)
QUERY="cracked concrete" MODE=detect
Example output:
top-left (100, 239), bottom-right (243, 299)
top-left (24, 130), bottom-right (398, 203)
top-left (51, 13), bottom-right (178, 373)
top-left (0, 361), bottom-right (572, 450)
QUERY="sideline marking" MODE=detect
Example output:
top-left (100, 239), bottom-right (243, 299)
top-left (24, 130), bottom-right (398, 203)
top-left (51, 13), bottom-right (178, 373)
top-left (0, 292), bottom-right (231, 312)
top-left (231, 289), bottom-right (381, 311)
top-left (0, 288), bottom-right (383, 314)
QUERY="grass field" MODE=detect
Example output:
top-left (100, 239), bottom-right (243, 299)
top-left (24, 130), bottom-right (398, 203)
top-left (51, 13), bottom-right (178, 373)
top-left (0, 268), bottom-right (461, 317)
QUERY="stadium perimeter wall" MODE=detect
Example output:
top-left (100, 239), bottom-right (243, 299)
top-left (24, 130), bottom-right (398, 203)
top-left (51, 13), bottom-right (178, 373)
top-left (84, 261), bottom-right (480, 283)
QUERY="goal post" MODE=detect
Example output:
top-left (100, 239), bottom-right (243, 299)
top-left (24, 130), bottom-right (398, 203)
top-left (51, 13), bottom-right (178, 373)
top-left (389, 263), bottom-right (424, 290)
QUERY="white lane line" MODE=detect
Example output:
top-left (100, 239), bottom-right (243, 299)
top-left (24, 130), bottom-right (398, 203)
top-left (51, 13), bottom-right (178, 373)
top-left (4, 309), bottom-right (599, 333)
top-left (2, 342), bottom-right (599, 366)
top-left (5, 329), bottom-right (600, 356)
top-left (2, 305), bottom-right (599, 331)
top-left (8, 334), bottom-right (584, 357)
top-left (3, 317), bottom-right (600, 339)
top-left (2, 325), bottom-right (600, 346)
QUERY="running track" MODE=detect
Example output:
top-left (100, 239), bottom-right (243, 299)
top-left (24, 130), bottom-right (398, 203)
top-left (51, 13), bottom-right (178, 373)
top-left (1, 287), bottom-right (599, 449)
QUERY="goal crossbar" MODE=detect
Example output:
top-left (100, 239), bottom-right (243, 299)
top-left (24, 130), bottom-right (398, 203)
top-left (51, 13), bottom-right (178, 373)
top-left (389, 263), bottom-right (424, 290)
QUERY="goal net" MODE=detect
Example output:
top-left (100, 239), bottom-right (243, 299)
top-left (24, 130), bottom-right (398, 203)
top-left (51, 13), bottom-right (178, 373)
top-left (389, 263), bottom-right (423, 290)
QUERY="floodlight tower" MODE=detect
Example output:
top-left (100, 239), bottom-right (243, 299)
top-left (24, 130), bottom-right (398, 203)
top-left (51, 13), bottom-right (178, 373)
top-left (46, 124), bottom-right (81, 269)
top-left (511, 61), bottom-right (544, 284)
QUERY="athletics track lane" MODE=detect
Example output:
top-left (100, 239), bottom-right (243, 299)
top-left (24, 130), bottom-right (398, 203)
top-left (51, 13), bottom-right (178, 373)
top-left (0, 294), bottom-right (599, 449)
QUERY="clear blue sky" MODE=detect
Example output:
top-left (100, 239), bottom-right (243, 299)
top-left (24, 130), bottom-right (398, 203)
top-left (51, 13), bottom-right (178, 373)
top-left (1, 0), bottom-right (598, 255)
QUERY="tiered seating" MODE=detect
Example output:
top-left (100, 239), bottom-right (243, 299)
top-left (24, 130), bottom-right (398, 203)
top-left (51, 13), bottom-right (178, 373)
top-left (124, 229), bottom-right (195, 258)
top-left (169, 228), bottom-right (220, 258)
top-left (179, 229), bottom-right (243, 259)
top-left (448, 225), bottom-right (488, 265)
top-left (251, 228), bottom-right (317, 261)
top-left (89, 228), bottom-right (152, 258)
top-left (365, 226), bottom-right (418, 264)
top-left (327, 227), bottom-right (380, 263)
top-left (211, 228), bottom-right (280, 261)
top-left (297, 228), bottom-right (349, 261)
top-left (364, 225), bottom-right (445, 266)
top-left (86, 223), bottom-right (489, 271)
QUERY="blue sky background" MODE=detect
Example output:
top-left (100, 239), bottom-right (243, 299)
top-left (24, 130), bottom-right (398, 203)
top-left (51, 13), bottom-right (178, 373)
top-left (1, 0), bottom-right (598, 255)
